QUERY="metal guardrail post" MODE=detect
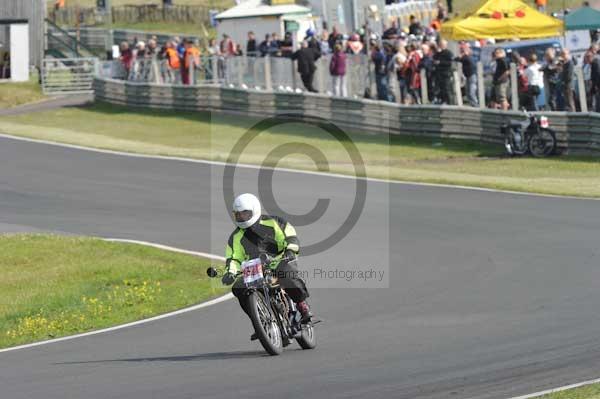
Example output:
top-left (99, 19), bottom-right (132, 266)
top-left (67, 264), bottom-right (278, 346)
top-left (212, 56), bottom-right (218, 84)
top-left (369, 62), bottom-right (376, 98)
top-left (189, 61), bottom-right (194, 85)
top-left (152, 56), bottom-right (160, 84)
top-left (238, 56), bottom-right (244, 87)
top-left (318, 57), bottom-right (326, 93)
top-left (453, 70), bottom-right (463, 106)
top-left (264, 55), bottom-right (272, 91)
top-left (390, 72), bottom-right (401, 103)
top-left (510, 63), bottom-right (519, 111)
top-left (291, 58), bottom-right (297, 91)
top-left (477, 61), bottom-right (485, 109)
top-left (420, 69), bottom-right (428, 104)
top-left (575, 66), bottom-right (588, 113)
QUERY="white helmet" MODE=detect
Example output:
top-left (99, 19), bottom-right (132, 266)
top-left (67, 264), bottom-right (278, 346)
top-left (232, 193), bottom-right (262, 229)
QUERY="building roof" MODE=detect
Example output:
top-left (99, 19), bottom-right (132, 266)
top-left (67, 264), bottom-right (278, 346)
top-left (215, 0), bottom-right (311, 20)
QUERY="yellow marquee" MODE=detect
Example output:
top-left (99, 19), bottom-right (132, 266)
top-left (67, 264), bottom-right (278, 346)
top-left (441, 0), bottom-right (563, 40)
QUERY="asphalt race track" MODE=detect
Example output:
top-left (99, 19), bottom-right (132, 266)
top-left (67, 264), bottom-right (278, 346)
top-left (1, 135), bottom-right (600, 399)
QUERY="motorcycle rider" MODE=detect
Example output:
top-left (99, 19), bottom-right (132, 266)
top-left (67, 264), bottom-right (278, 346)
top-left (222, 193), bottom-right (312, 337)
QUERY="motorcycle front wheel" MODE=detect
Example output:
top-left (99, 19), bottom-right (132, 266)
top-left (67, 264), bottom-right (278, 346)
top-left (248, 291), bottom-right (283, 355)
top-left (528, 128), bottom-right (556, 157)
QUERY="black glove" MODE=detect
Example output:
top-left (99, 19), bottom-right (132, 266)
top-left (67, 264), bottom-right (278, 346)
top-left (259, 253), bottom-right (274, 265)
top-left (221, 272), bottom-right (236, 286)
top-left (284, 250), bottom-right (297, 262)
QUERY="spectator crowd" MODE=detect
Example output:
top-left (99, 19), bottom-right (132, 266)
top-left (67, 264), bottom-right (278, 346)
top-left (116, 1), bottom-right (600, 113)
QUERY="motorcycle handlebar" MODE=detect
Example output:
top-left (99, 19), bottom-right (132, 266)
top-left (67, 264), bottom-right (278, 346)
top-left (206, 254), bottom-right (296, 278)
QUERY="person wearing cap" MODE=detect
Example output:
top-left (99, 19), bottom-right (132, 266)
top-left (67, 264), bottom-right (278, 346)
top-left (305, 28), bottom-right (322, 55)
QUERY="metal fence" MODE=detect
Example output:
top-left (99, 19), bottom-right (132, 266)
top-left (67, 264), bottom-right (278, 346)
top-left (104, 53), bottom-right (594, 112)
top-left (42, 58), bottom-right (99, 94)
top-left (109, 55), bottom-right (373, 98)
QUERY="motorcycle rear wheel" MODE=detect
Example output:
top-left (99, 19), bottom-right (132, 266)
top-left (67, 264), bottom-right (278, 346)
top-left (248, 291), bottom-right (283, 355)
top-left (528, 128), bottom-right (556, 157)
top-left (296, 322), bottom-right (317, 350)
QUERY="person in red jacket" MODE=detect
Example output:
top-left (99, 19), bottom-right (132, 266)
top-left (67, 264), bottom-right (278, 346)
top-left (119, 42), bottom-right (133, 77)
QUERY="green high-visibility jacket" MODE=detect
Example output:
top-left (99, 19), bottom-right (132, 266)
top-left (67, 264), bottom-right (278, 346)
top-left (225, 215), bottom-right (299, 274)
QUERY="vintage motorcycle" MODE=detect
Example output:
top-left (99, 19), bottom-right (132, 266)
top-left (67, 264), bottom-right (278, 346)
top-left (207, 254), bottom-right (316, 356)
top-left (501, 110), bottom-right (557, 157)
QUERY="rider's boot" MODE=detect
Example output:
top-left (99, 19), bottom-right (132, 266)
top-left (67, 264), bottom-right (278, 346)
top-left (296, 301), bottom-right (313, 323)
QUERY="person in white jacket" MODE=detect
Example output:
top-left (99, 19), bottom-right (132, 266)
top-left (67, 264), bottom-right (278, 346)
top-left (525, 53), bottom-right (545, 111)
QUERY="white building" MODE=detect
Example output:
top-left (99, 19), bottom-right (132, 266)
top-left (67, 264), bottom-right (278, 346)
top-left (215, 0), bottom-right (315, 50)
top-left (0, 19), bottom-right (30, 82)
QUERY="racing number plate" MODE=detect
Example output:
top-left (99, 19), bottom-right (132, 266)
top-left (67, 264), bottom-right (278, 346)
top-left (242, 258), bottom-right (264, 287)
top-left (540, 116), bottom-right (549, 128)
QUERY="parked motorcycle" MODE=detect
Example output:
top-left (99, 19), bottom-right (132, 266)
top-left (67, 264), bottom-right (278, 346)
top-left (207, 254), bottom-right (316, 356)
top-left (501, 111), bottom-right (557, 157)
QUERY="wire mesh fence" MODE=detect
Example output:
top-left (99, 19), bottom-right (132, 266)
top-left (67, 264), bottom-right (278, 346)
top-left (108, 54), bottom-right (374, 99)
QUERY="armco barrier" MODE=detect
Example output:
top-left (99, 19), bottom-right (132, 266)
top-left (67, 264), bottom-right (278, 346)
top-left (94, 77), bottom-right (600, 155)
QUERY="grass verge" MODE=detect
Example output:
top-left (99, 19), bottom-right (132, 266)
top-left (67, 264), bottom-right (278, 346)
top-left (0, 234), bottom-right (226, 349)
top-left (538, 382), bottom-right (600, 399)
top-left (0, 102), bottom-right (598, 198)
top-left (0, 77), bottom-right (45, 109)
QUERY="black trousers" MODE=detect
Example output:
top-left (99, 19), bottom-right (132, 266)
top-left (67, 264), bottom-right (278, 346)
top-left (301, 72), bottom-right (317, 92)
top-left (437, 73), bottom-right (453, 104)
top-left (232, 259), bottom-right (309, 316)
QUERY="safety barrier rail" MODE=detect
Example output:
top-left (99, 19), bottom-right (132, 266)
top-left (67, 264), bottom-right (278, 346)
top-left (93, 77), bottom-right (600, 155)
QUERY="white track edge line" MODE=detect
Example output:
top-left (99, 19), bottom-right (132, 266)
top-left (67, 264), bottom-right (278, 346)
top-left (0, 238), bottom-right (231, 354)
top-left (507, 377), bottom-right (600, 399)
top-left (0, 132), bottom-right (597, 202)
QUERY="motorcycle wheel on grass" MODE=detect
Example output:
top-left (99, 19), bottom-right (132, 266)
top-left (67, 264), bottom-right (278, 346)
top-left (528, 128), bottom-right (556, 158)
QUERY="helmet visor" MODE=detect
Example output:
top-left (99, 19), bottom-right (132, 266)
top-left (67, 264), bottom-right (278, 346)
top-left (234, 210), bottom-right (253, 224)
